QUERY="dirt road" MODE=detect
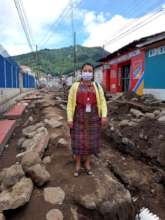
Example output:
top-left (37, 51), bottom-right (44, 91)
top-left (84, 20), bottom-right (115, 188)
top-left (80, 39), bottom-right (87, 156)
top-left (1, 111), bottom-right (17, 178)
top-left (0, 89), bottom-right (164, 220)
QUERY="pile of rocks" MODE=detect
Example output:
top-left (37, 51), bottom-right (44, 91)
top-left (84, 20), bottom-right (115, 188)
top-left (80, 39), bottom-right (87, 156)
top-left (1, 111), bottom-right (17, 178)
top-left (17, 122), bottom-right (49, 158)
top-left (21, 151), bottom-right (50, 186)
top-left (0, 120), bottom-right (53, 218)
top-left (0, 164), bottom-right (33, 212)
top-left (105, 93), bottom-right (165, 169)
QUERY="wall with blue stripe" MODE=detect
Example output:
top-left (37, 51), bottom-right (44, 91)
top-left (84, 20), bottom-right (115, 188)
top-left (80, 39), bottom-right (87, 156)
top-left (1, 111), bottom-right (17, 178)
top-left (144, 47), bottom-right (165, 89)
top-left (0, 54), bottom-right (36, 89)
top-left (0, 55), bottom-right (19, 88)
top-left (23, 73), bottom-right (36, 88)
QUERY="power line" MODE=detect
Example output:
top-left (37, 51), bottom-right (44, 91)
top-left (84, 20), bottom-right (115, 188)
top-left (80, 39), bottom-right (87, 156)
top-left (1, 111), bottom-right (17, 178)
top-left (103, 1), bottom-right (163, 46)
top-left (104, 8), bottom-right (165, 47)
top-left (19, 0), bottom-right (35, 45)
top-left (38, 5), bottom-right (71, 47)
top-left (13, 0), bottom-right (34, 51)
top-left (39, 0), bottom-right (82, 48)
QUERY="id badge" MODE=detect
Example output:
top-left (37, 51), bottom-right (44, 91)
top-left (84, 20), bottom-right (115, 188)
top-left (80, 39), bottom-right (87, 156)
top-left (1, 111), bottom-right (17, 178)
top-left (86, 104), bottom-right (91, 112)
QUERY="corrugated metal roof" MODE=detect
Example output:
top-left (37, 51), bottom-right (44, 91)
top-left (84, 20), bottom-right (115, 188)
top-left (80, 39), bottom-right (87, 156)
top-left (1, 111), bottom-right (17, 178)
top-left (98, 31), bottom-right (165, 62)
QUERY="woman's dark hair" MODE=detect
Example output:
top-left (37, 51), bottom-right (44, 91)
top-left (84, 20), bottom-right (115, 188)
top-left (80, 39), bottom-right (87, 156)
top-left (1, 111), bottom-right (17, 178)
top-left (81, 63), bottom-right (95, 72)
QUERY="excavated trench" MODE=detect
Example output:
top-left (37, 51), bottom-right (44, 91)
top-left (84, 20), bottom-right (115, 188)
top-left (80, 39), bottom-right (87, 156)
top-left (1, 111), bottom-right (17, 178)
top-left (0, 90), bottom-right (164, 220)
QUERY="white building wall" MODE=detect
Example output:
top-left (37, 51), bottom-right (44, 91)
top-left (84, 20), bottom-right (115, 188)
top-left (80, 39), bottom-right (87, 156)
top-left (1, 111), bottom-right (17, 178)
top-left (144, 89), bottom-right (165, 100)
top-left (94, 67), bottom-right (103, 84)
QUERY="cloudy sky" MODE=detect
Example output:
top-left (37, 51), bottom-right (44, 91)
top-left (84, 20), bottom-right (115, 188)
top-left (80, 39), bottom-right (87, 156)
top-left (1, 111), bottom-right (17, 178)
top-left (0, 0), bottom-right (165, 55)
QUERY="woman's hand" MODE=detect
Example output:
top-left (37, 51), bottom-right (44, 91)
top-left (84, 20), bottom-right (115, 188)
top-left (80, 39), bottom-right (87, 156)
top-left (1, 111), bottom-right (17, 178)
top-left (67, 121), bottom-right (73, 128)
top-left (101, 117), bottom-right (108, 127)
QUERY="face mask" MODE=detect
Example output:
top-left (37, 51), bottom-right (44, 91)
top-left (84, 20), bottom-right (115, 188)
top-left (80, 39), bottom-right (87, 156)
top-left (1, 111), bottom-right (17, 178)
top-left (81, 71), bottom-right (93, 81)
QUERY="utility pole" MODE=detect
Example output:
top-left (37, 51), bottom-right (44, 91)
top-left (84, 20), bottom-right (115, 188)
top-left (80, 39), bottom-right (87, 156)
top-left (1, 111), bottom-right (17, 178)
top-left (70, 0), bottom-right (76, 79)
top-left (103, 44), bottom-right (105, 58)
top-left (35, 44), bottom-right (39, 85)
top-left (73, 31), bottom-right (77, 78)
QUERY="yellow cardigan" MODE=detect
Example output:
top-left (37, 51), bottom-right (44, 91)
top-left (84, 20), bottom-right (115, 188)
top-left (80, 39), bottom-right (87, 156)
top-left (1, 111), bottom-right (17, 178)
top-left (67, 81), bottom-right (107, 122)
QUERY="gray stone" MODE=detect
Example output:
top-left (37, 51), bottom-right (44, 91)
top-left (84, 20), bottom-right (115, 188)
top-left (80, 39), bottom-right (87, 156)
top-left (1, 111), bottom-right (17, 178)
top-left (153, 110), bottom-right (161, 116)
top-left (0, 164), bottom-right (24, 189)
top-left (28, 116), bottom-right (33, 122)
top-left (57, 138), bottom-right (68, 148)
top-left (21, 151), bottom-right (41, 171)
top-left (21, 139), bottom-right (33, 151)
top-left (21, 128), bottom-right (48, 152)
top-left (70, 207), bottom-right (78, 220)
top-left (36, 127), bottom-right (48, 135)
top-left (145, 113), bottom-right (155, 119)
top-left (16, 150), bottom-right (34, 160)
top-left (0, 213), bottom-right (5, 220)
top-left (43, 156), bottom-right (51, 164)
top-left (50, 133), bottom-right (61, 143)
top-left (0, 177), bottom-right (33, 211)
top-left (33, 133), bottom-right (49, 157)
top-left (79, 194), bottom-right (97, 210)
top-left (44, 187), bottom-right (65, 205)
top-left (59, 104), bottom-right (66, 110)
top-left (22, 123), bottom-right (44, 137)
top-left (74, 173), bottom-right (134, 220)
top-left (46, 209), bottom-right (63, 220)
top-left (158, 134), bottom-right (164, 140)
top-left (119, 120), bottom-right (129, 127)
top-left (158, 115), bottom-right (165, 122)
top-left (130, 108), bottom-right (144, 118)
top-left (17, 137), bottom-right (25, 147)
top-left (26, 164), bottom-right (50, 186)
top-left (122, 138), bottom-right (135, 148)
top-left (131, 98), bottom-right (138, 102)
top-left (44, 119), bottom-right (63, 129)
top-left (128, 121), bottom-right (137, 127)
top-left (159, 110), bottom-right (165, 117)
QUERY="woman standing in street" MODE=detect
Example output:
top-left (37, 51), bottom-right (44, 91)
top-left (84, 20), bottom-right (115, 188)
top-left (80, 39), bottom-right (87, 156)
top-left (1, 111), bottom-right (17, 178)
top-left (67, 63), bottom-right (107, 177)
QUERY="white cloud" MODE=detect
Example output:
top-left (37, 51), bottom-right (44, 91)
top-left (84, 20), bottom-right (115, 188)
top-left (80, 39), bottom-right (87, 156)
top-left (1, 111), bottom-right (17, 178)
top-left (0, 0), bottom-right (74, 55)
top-left (83, 7), bottom-right (165, 53)
top-left (0, 0), bottom-right (165, 56)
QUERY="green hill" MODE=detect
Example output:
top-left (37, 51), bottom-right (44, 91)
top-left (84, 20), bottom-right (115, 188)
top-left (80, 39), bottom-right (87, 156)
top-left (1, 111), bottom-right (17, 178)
top-left (13, 45), bottom-right (109, 76)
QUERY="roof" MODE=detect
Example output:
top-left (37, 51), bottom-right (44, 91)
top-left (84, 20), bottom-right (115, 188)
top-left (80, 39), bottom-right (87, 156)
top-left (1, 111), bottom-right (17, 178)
top-left (98, 31), bottom-right (165, 62)
top-left (94, 64), bottom-right (103, 68)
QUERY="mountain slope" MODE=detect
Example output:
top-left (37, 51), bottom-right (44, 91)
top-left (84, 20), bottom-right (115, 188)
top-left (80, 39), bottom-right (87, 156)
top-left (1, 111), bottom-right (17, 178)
top-left (13, 45), bottom-right (109, 75)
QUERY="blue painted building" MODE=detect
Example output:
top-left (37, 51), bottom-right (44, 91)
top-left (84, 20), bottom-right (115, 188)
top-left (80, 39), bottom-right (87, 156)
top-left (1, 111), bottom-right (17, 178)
top-left (0, 55), bottom-right (19, 88)
top-left (142, 33), bottom-right (165, 100)
top-left (0, 53), bottom-right (36, 89)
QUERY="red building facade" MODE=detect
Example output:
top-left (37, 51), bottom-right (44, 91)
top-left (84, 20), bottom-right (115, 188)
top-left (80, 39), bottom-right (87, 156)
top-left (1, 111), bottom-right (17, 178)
top-left (102, 49), bottom-right (145, 96)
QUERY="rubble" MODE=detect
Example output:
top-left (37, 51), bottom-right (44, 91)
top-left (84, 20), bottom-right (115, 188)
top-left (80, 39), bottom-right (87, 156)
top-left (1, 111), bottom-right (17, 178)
top-left (46, 209), bottom-right (63, 220)
top-left (19, 122), bottom-right (49, 158)
top-left (44, 118), bottom-right (63, 128)
top-left (43, 156), bottom-right (51, 164)
top-left (1, 90), bottom-right (164, 219)
top-left (0, 176), bottom-right (33, 211)
top-left (57, 138), bottom-right (68, 148)
top-left (130, 108), bottom-right (144, 118)
top-left (22, 122), bottom-right (44, 137)
top-left (158, 115), bottom-right (165, 122)
top-left (21, 151), bottom-right (41, 171)
top-left (73, 166), bottom-right (135, 220)
top-left (25, 164), bottom-right (50, 186)
top-left (105, 92), bottom-right (165, 169)
top-left (44, 187), bottom-right (65, 205)
top-left (0, 164), bottom-right (24, 190)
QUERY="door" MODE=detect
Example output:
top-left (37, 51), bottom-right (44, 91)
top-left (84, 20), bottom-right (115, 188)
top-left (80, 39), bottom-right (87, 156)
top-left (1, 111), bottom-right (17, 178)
top-left (121, 64), bottom-right (130, 92)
